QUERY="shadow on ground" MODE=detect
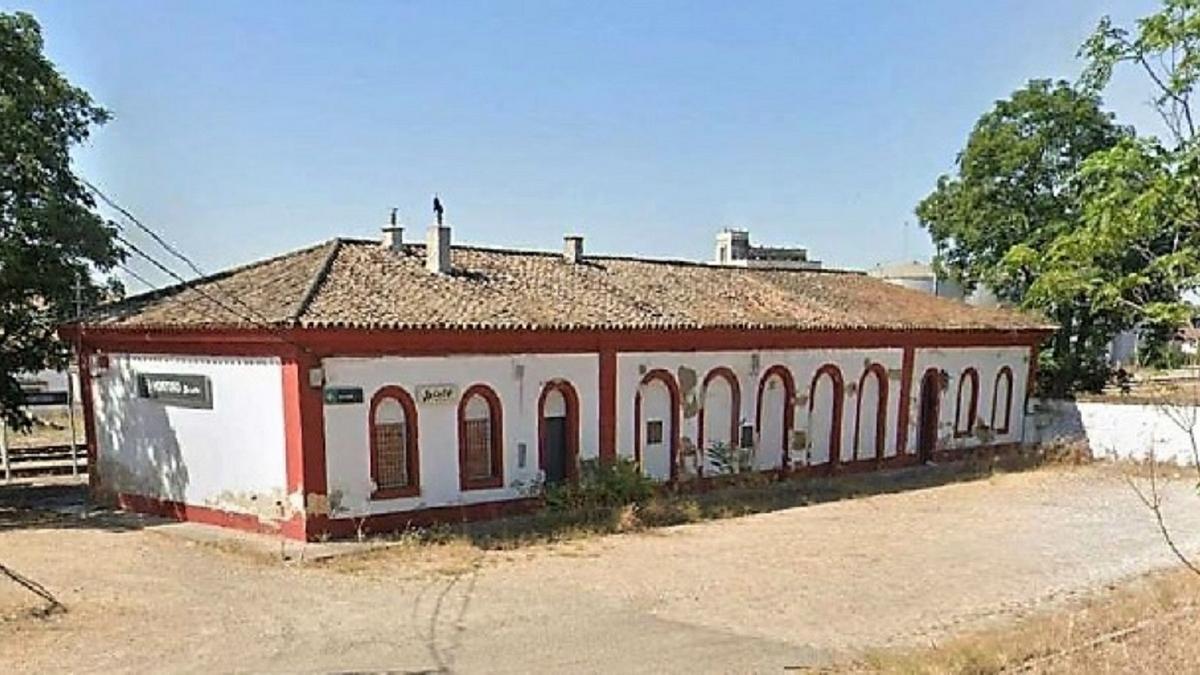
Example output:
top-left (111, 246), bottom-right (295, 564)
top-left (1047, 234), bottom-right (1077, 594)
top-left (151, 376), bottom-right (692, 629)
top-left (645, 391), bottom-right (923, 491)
top-left (0, 480), bottom-right (152, 535)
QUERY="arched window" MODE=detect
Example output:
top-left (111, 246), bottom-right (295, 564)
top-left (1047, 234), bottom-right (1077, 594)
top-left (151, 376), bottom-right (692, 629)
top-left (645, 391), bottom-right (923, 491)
top-left (954, 368), bottom-right (980, 437)
top-left (990, 366), bottom-right (1014, 434)
top-left (854, 364), bottom-right (889, 462)
top-left (369, 386), bottom-right (420, 499)
top-left (458, 384), bottom-right (503, 490)
top-left (808, 364), bottom-right (845, 467)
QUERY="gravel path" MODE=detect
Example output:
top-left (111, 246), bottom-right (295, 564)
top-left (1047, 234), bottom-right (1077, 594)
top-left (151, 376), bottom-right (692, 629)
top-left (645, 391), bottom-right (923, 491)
top-left (2, 466), bottom-right (1199, 673)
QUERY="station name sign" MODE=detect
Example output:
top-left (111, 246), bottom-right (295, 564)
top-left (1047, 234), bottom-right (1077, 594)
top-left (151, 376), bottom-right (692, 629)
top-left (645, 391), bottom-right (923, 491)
top-left (415, 384), bottom-right (457, 405)
top-left (137, 373), bottom-right (213, 409)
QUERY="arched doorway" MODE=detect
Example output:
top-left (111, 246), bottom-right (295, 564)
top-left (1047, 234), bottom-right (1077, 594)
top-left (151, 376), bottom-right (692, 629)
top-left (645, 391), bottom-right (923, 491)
top-left (538, 380), bottom-right (579, 485)
top-left (917, 368), bottom-right (942, 463)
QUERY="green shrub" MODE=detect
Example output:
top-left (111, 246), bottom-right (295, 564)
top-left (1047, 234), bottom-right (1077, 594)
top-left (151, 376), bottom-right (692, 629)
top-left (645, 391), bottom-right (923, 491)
top-left (705, 441), bottom-right (753, 475)
top-left (544, 457), bottom-right (655, 511)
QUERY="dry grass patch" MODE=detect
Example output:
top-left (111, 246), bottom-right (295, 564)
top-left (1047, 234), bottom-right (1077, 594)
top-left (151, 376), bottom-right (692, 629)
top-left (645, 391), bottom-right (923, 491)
top-left (852, 567), bottom-right (1200, 674)
top-left (322, 448), bottom-right (1055, 571)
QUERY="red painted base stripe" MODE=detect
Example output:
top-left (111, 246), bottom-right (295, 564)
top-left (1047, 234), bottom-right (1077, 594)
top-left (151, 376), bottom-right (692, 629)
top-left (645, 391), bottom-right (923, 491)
top-left (115, 492), bottom-right (284, 537)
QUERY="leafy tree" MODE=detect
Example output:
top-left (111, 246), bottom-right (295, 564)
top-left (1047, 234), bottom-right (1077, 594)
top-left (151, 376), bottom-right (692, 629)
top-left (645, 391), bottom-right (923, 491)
top-left (1072, 0), bottom-right (1200, 342)
top-left (916, 80), bottom-right (1132, 396)
top-left (1, 12), bottom-right (123, 428)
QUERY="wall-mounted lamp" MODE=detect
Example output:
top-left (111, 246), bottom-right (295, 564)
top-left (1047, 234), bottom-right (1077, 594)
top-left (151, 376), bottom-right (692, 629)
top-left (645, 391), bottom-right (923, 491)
top-left (307, 366), bottom-right (325, 389)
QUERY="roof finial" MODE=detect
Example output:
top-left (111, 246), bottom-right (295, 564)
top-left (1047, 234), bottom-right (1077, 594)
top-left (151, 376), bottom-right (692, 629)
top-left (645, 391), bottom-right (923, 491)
top-left (433, 194), bottom-right (445, 226)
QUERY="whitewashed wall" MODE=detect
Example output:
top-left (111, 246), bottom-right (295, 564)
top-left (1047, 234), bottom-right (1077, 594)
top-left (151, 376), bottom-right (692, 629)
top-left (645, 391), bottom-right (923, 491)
top-left (1029, 399), bottom-right (1199, 465)
top-left (322, 354), bottom-right (598, 518)
top-left (616, 349), bottom-right (906, 473)
top-left (909, 347), bottom-right (1031, 451)
top-left (90, 354), bottom-right (289, 520)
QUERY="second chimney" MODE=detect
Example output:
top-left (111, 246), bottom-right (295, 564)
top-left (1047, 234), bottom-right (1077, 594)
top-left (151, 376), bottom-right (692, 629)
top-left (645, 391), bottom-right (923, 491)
top-left (563, 235), bottom-right (584, 264)
top-left (382, 209), bottom-right (403, 251)
top-left (426, 223), bottom-right (451, 274)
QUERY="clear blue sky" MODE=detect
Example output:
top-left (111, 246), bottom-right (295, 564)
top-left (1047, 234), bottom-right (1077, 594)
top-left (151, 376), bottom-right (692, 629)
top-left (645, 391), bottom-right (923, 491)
top-left (7, 0), bottom-right (1168, 287)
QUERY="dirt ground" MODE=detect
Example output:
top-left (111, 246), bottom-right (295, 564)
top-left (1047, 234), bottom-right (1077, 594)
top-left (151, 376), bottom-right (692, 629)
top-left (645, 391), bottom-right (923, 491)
top-left (2, 465), bottom-right (1200, 674)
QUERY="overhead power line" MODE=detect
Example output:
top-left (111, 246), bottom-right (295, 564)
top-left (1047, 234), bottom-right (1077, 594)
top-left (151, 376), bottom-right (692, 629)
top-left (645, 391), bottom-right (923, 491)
top-left (116, 262), bottom-right (158, 292)
top-left (82, 180), bottom-right (315, 357)
top-left (82, 177), bottom-right (207, 279)
top-left (84, 179), bottom-right (284, 328)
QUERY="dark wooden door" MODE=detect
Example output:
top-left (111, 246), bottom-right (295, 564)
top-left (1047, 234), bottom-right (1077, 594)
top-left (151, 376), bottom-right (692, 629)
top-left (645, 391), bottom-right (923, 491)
top-left (544, 416), bottom-right (568, 484)
top-left (917, 371), bottom-right (940, 463)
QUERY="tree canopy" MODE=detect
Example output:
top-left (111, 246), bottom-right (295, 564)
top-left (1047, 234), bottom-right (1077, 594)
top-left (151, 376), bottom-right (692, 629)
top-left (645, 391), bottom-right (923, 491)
top-left (0, 11), bottom-right (122, 427)
top-left (916, 80), bottom-right (1131, 395)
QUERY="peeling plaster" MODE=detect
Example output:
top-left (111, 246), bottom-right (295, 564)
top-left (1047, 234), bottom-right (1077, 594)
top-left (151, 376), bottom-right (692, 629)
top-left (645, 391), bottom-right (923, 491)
top-left (207, 488), bottom-right (289, 521)
top-left (306, 491), bottom-right (333, 516)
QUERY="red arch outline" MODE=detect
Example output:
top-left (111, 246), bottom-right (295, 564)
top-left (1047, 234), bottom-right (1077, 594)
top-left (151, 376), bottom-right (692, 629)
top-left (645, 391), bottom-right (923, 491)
top-left (368, 385), bottom-right (421, 499)
top-left (755, 365), bottom-right (796, 470)
top-left (697, 367), bottom-right (742, 474)
top-left (853, 363), bottom-right (889, 463)
top-left (458, 383), bottom-right (504, 490)
top-left (808, 364), bottom-right (845, 468)
top-left (990, 366), bottom-right (1014, 434)
top-left (954, 367), bottom-right (980, 438)
top-left (537, 379), bottom-right (581, 483)
top-left (633, 369), bottom-right (681, 481)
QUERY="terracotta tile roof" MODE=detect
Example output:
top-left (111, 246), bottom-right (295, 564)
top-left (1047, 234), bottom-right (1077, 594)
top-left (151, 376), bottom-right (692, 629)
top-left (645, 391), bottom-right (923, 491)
top-left (81, 238), bottom-right (1053, 333)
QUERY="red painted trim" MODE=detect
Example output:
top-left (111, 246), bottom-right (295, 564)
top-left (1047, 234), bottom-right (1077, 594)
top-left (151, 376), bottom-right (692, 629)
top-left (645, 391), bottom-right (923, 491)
top-left (68, 325), bottom-right (1052, 359)
top-left (537, 379), bottom-right (581, 483)
top-left (896, 347), bottom-right (914, 457)
top-left (297, 353), bottom-right (329, 502)
top-left (990, 366), bottom-right (1014, 434)
top-left (598, 349), bottom-right (617, 464)
top-left (368, 386), bottom-right (421, 499)
top-left (808, 364), bottom-right (846, 469)
top-left (633, 390), bottom-right (642, 465)
top-left (633, 368), bottom-right (682, 481)
top-left (853, 363), bottom-right (889, 463)
top-left (77, 347), bottom-right (100, 491)
top-left (116, 492), bottom-right (282, 536)
top-left (696, 366), bottom-right (742, 475)
top-left (1026, 344), bottom-right (1039, 408)
top-left (458, 384), bottom-right (504, 490)
top-left (755, 365), bottom-right (796, 471)
top-left (281, 358), bottom-right (306, 498)
top-left (954, 367), bottom-right (980, 438)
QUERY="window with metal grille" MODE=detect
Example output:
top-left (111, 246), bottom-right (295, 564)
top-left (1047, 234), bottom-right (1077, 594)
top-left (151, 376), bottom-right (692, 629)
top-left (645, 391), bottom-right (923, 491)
top-left (459, 385), bottom-right (503, 489)
top-left (646, 419), bottom-right (664, 445)
top-left (369, 387), bottom-right (420, 499)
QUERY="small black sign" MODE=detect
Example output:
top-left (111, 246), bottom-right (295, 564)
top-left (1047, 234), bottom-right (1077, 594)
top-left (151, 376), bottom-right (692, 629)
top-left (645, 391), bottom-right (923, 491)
top-left (137, 373), bottom-right (213, 409)
top-left (324, 386), bottom-right (364, 405)
top-left (23, 390), bottom-right (69, 407)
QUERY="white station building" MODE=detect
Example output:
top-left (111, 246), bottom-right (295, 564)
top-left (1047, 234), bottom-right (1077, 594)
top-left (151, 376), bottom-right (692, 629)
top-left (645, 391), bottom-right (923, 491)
top-left (61, 224), bottom-right (1052, 540)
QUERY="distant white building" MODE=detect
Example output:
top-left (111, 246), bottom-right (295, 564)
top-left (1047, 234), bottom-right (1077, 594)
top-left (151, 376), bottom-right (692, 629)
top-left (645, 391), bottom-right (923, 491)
top-left (713, 229), bottom-right (822, 270)
top-left (867, 260), bottom-right (1002, 308)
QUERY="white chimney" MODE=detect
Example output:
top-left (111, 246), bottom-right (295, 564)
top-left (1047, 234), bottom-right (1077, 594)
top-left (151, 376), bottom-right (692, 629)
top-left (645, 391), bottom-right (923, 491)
top-left (426, 223), bottom-right (451, 274)
top-left (381, 209), bottom-right (403, 251)
top-left (563, 235), bottom-right (584, 264)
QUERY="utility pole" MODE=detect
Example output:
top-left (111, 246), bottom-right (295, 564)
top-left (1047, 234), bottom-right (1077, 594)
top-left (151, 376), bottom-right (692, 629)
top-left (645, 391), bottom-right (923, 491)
top-left (67, 273), bottom-right (83, 479)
